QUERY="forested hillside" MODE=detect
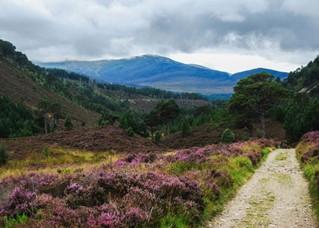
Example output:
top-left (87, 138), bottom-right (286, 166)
top-left (286, 56), bottom-right (319, 95)
top-left (0, 39), bottom-right (208, 138)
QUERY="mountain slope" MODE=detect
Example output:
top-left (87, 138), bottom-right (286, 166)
top-left (0, 56), bottom-right (100, 127)
top-left (39, 55), bottom-right (235, 94)
top-left (232, 68), bottom-right (288, 81)
top-left (285, 56), bottom-right (319, 95)
top-left (40, 56), bottom-right (288, 95)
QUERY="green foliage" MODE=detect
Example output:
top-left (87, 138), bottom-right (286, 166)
top-left (64, 116), bottom-right (73, 130)
top-left (227, 156), bottom-right (254, 187)
top-left (126, 127), bottom-right (134, 137)
top-left (160, 214), bottom-right (188, 228)
top-left (0, 144), bottom-right (8, 166)
top-left (261, 147), bottom-right (271, 158)
top-left (119, 111), bottom-right (147, 136)
top-left (38, 100), bottom-right (62, 117)
top-left (146, 100), bottom-right (180, 129)
top-left (3, 214), bottom-right (28, 228)
top-left (0, 96), bottom-right (39, 138)
top-left (41, 146), bottom-right (50, 158)
top-left (154, 131), bottom-right (161, 144)
top-left (221, 128), bottom-right (235, 143)
top-left (0, 40), bottom-right (31, 67)
top-left (181, 119), bottom-right (192, 136)
top-left (229, 73), bottom-right (288, 136)
top-left (283, 95), bottom-right (319, 141)
top-left (168, 162), bottom-right (202, 175)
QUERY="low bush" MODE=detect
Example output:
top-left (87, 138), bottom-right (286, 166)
top-left (221, 128), bottom-right (235, 143)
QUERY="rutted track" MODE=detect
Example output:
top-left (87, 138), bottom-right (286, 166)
top-left (208, 149), bottom-right (317, 228)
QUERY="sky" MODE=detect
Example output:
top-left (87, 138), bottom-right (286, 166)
top-left (0, 0), bottom-right (319, 73)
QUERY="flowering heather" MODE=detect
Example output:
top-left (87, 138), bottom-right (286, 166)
top-left (0, 139), bottom-right (275, 227)
top-left (66, 183), bottom-right (84, 194)
top-left (0, 173), bottom-right (58, 191)
top-left (114, 153), bottom-right (157, 166)
top-left (298, 131), bottom-right (319, 163)
top-left (301, 131), bottom-right (319, 143)
top-left (166, 147), bottom-right (212, 163)
top-left (0, 187), bottom-right (37, 217)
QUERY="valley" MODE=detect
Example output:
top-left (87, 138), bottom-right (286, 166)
top-left (1, 37), bottom-right (319, 227)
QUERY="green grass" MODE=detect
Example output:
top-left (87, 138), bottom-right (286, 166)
top-left (167, 161), bottom-right (203, 175)
top-left (0, 147), bottom-right (119, 179)
top-left (3, 214), bottom-right (28, 228)
top-left (160, 214), bottom-right (188, 228)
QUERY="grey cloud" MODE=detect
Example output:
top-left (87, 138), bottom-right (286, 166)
top-left (0, 0), bottom-right (318, 61)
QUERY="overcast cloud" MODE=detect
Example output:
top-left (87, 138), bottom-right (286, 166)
top-left (0, 0), bottom-right (318, 72)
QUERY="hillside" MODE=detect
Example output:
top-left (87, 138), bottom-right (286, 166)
top-left (40, 56), bottom-right (288, 95)
top-left (285, 56), bottom-right (319, 95)
top-left (0, 46), bottom-right (100, 127)
top-left (0, 39), bottom-right (210, 135)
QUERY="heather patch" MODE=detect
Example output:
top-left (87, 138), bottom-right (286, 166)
top-left (0, 139), bottom-right (275, 227)
top-left (296, 131), bottom-right (319, 220)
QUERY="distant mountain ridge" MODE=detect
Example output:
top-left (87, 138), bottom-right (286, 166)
top-left (232, 68), bottom-right (288, 80)
top-left (39, 55), bottom-right (289, 95)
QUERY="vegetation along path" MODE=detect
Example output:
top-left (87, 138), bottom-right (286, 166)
top-left (208, 149), bottom-right (317, 228)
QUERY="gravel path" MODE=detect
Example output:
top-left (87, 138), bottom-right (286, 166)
top-left (207, 149), bottom-right (318, 228)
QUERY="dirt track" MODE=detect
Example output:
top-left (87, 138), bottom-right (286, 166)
top-left (208, 149), bottom-right (317, 228)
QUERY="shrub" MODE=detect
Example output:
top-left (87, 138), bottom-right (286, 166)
top-left (181, 120), bottom-right (192, 136)
top-left (64, 116), bottom-right (73, 130)
top-left (154, 131), bottom-right (161, 144)
top-left (261, 147), bottom-right (271, 158)
top-left (221, 128), bottom-right (235, 143)
top-left (0, 187), bottom-right (37, 217)
top-left (0, 144), bottom-right (8, 166)
top-left (126, 127), bottom-right (134, 137)
top-left (41, 146), bottom-right (50, 158)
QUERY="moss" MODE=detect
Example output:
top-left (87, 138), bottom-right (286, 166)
top-left (275, 151), bottom-right (288, 161)
top-left (239, 191), bottom-right (275, 227)
top-left (273, 173), bottom-right (292, 185)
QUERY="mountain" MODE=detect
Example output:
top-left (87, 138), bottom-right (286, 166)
top-left (232, 68), bottom-right (288, 81)
top-left (39, 55), bottom-right (234, 95)
top-left (39, 56), bottom-right (288, 95)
